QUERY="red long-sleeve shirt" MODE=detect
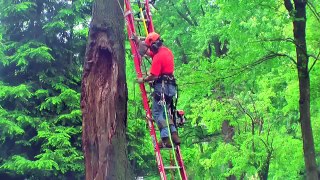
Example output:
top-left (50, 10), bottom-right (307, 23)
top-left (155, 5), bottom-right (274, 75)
top-left (150, 46), bottom-right (174, 76)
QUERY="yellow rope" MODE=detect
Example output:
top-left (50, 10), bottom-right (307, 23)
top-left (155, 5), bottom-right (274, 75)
top-left (163, 99), bottom-right (183, 180)
top-left (139, 7), bottom-right (149, 36)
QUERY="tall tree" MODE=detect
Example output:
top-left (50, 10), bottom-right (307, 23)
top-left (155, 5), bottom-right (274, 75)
top-left (81, 0), bottom-right (132, 179)
top-left (284, 0), bottom-right (318, 179)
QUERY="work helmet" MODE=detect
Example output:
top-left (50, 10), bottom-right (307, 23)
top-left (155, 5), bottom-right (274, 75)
top-left (145, 32), bottom-right (160, 46)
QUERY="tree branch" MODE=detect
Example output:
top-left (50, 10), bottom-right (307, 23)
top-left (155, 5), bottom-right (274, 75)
top-left (200, 5), bottom-right (205, 16)
top-left (190, 132), bottom-right (221, 145)
top-left (308, 51), bottom-right (320, 73)
top-left (284, 0), bottom-right (294, 15)
top-left (179, 52), bottom-right (297, 87)
top-left (257, 37), bottom-right (295, 43)
top-left (307, 1), bottom-right (320, 23)
top-left (169, 1), bottom-right (195, 26)
top-left (235, 99), bottom-right (255, 123)
top-left (183, 0), bottom-right (198, 26)
top-left (259, 37), bottom-right (311, 60)
top-left (268, 51), bottom-right (297, 65)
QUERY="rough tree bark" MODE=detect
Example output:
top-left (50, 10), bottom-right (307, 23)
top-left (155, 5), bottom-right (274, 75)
top-left (284, 0), bottom-right (318, 179)
top-left (81, 0), bottom-right (132, 179)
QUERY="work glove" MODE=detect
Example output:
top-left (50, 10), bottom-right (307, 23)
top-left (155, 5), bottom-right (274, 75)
top-left (131, 34), bottom-right (148, 56)
top-left (131, 33), bottom-right (140, 43)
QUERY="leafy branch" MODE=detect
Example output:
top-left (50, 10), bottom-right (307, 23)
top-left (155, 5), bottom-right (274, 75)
top-left (307, 1), bottom-right (320, 23)
top-left (308, 51), bottom-right (320, 73)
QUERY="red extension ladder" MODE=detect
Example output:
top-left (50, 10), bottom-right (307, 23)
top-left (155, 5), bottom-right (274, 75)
top-left (123, 0), bottom-right (188, 179)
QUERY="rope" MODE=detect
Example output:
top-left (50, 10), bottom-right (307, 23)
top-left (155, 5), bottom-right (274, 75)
top-left (117, 0), bottom-right (135, 36)
top-left (133, 81), bottom-right (137, 117)
top-left (139, 7), bottom-right (149, 36)
top-left (115, 0), bottom-right (124, 15)
top-left (137, 0), bottom-right (149, 36)
top-left (170, 152), bottom-right (175, 180)
top-left (162, 90), bottom-right (183, 180)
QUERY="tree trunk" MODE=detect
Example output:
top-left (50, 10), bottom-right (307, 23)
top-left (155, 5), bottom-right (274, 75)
top-left (81, 0), bottom-right (132, 179)
top-left (284, 0), bottom-right (318, 179)
top-left (258, 150), bottom-right (272, 180)
top-left (222, 120), bottom-right (236, 180)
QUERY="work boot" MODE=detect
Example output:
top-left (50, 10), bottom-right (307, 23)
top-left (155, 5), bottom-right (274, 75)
top-left (158, 137), bottom-right (172, 148)
top-left (171, 132), bottom-right (181, 145)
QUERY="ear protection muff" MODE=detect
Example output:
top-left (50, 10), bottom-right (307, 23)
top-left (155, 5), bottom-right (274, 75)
top-left (150, 39), bottom-right (163, 53)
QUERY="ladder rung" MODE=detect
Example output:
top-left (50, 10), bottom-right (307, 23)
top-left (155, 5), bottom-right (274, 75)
top-left (129, 35), bottom-right (145, 40)
top-left (130, 1), bottom-right (147, 4)
top-left (128, 37), bottom-right (144, 42)
top-left (137, 36), bottom-right (145, 40)
top-left (124, 10), bottom-right (132, 17)
top-left (164, 166), bottom-right (181, 170)
top-left (161, 146), bottom-right (177, 150)
top-left (134, 18), bottom-right (149, 22)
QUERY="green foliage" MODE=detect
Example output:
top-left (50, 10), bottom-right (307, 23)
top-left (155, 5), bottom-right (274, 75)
top-left (6, 41), bottom-right (54, 68)
top-left (0, 0), bottom-right (92, 179)
top-left (1, 155), bottom-right (59, 174)
top-left (0, 0), bottom-right (319, 179)
top-left (0, 111), bottom-right (25, 139)
top-left (2, 2), bottom-right (36, 17)
top-left (133, 0), bottom-right (320, 179)
top-left (0, 83), bottom-right (32, 100)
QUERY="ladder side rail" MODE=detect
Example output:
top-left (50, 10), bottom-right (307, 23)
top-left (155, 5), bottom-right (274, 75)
top-left (144, 1), bottom-right (155, 32)
top-left (176, 146), bottom-right (188, 179)
top-left (124, 1), bottom-right (167, 179)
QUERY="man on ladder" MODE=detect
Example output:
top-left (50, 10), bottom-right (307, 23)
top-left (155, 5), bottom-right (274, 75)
top-left (135, 32), bottom-right (181, 148)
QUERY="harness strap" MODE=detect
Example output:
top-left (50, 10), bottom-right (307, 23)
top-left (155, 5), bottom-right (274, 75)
top-left (155, 74), bottom-right (176, 85)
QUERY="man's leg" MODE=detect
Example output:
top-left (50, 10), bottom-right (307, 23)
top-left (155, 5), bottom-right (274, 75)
top-left (152, 84), bottom-right (180, 146)
top-left (152, 97), bottom-right (172, 147)
top-left (152, 99), bottom-right (181, 146)
top-left (165, 103), bottom-right (180, 145)
top-left (152, 98), bottom-right (168, 137)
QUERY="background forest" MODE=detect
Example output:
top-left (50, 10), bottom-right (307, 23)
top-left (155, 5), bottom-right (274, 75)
top-left (0, 0), bottom-right (319, 179)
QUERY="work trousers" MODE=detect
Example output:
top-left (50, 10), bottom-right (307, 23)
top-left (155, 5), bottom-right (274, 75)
top-left (152, 83), bottom-right (177, 138)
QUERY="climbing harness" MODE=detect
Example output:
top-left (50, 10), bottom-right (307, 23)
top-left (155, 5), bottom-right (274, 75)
top-left (123, 0), bottom-right (188, 179)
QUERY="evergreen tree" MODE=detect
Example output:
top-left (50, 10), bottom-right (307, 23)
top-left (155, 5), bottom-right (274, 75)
top-left (0, 0), bottom-right (92, 179)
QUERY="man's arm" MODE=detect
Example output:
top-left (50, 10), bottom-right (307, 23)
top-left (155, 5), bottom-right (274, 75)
top-left (137, 74), bottom-right (158, 83)
top-left (137, 44), bottom-right (160, 84)
top-left (144, 74), bottom-right (158, 82)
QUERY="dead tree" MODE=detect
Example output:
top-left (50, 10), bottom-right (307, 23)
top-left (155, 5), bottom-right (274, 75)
top-left (81, 0), bottom-right (132, 179)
